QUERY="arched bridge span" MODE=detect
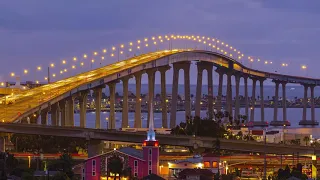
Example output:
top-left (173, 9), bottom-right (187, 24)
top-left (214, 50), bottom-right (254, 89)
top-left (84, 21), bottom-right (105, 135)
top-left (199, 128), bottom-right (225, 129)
top-left (0, 49), bottom-right (319, 127)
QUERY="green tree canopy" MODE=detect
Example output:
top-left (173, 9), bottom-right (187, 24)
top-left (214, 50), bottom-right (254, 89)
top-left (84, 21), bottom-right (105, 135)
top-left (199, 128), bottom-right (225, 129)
top-left (107, 155), bottom-right (123, 179)
top-left (48, 153), bottom-right (74, 179)
top-left (11, 134), bottom-right (87, 154)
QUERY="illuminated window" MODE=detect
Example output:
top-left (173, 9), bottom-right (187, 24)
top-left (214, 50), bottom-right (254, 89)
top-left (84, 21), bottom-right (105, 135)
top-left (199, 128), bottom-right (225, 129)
top-left (204, 161), bottom-right (210, 168)
top-left (212, 161), bottom-right (218, 168)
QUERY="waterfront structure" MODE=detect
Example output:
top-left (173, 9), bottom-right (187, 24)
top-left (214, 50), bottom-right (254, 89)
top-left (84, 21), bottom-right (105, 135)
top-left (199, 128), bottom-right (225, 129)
top-left (82, 98), bottom-right (159, 179)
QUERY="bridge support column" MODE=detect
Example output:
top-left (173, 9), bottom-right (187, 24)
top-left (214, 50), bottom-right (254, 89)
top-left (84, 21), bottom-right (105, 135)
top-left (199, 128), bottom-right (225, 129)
top-left (183, 62), bottom-right (191, 119)
top-left (170, 64), bottom-right (180, 128)
top-left (40, 109), bottom-right (48, 125)
top-left (88, 140), bottom-right (104, 158)
top-left (94, 86), bottom-right (104, 129)
top-left (216, 70), bottom-right (224, 112)
top-left (122, 77), bottom-right (130, 128)
top-left (271, 81), bottom-right (290, 126)
top-left (272, 82), bottom-right (279, 123)
top-left (311, 85), bottom-right (315, 122)
top-left (50, 103), bottom-right (59, 126)
top-left (66, 96), bottom-right (75, 126)
top-left (147, 69), bottom-right (156, 127)
top-left (134, 72), bottom-right (143, 128)
top-left (195, 64), bottom-right (204, 117)
top-left (226, 72), bottom-right (232, 114)
top-left (250, 78), bottom-right (257, 123)
top-left (299, 84), bottom-right (318, 125)
top-left (282, 82), bottom-right (287, 122)
top-left (159, 66), bottom-right (170, 128)
top-left (59, 100), bottom-right (66, 126)
top-left (303, 85), bottom-right (308, 121)
top-left (207, 65), bottom-right (214, 119)
top-left (79, 91), bottom-right (88, 128)
top-left (260, 79), bottom-right (265, 122)
top-left (244, 76), bottom-right (249, 121)
top-left (235, 75), bottom-right (240, 119)
top-left (108, 83), bottom-right (116, 129)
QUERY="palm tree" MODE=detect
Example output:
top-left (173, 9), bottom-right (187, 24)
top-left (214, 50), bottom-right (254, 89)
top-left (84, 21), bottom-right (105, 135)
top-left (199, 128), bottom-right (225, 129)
top-left (303, 136), bottom-right (310, 146)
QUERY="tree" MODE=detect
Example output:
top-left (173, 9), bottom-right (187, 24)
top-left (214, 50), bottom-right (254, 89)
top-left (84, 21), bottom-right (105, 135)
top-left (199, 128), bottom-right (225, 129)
top-left (303, 136), bottom-right (310, 146)
top-left (11, 134), bottom-right (87, 153)
top-left (52, 172), bottom-right (70, 180)
top-left (48, 153), bottom-right (74, 179)
top-left (108, 155), bottom-right (123, 180)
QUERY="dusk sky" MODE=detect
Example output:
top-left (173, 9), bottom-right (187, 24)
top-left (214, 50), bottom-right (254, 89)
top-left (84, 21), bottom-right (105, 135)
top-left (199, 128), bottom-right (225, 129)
top-left (1, 0), bottom-right (320, 85)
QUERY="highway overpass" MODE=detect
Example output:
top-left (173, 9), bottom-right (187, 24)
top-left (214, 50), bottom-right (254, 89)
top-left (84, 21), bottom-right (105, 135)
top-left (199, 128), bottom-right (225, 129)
top-left (0, 123), bottom-right (318, 156)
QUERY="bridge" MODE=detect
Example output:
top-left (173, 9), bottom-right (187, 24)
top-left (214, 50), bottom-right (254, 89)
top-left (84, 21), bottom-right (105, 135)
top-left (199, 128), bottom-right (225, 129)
top-left (0, 123), bottom-right (318, 156)
top-left (0, 34), bottom-right (319, 157)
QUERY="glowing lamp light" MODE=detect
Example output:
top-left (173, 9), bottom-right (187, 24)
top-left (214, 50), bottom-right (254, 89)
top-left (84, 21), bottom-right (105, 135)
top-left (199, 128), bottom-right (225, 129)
top-left (103, 49), bottom-right (107, 53)
top-left (112, 47), bottom-right (116, 51)
top-left (301, 65), bottom-right (307, 69)
top-left (73, 57), bottom-right (77, 61)
top-left (24, 69), bottom-right (28, 74)
top-left (37, 66), bottom-right (42, 71)
top-left (94, 52), bottom-right (98, 55)
top-left (10, 72), bottom-right (15, 77)
top-left (62, 60), bottom-right (66, 64)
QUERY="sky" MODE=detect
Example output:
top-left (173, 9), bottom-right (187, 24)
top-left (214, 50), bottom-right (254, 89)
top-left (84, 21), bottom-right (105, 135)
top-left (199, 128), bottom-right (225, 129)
top-left (1, 0), bottom-right (320, 85)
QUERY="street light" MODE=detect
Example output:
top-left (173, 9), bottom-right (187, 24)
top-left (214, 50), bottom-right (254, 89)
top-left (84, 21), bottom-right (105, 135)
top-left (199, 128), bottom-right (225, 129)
top-left (263, 128), bottom-right (267, 180)
top-left (301, 65), bottom-right (307, 76)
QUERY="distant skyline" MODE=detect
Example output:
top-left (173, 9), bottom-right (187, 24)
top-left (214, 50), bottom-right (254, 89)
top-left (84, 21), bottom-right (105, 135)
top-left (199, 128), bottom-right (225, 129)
top-left (1, 0), bottom-right (320, 85)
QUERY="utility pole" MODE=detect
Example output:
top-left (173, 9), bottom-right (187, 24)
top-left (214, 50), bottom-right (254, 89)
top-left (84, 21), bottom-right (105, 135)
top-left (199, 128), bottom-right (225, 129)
top-left (263, 128), bottom-right (267, 180)
top-left (47, 67), bottom-right (50, 84)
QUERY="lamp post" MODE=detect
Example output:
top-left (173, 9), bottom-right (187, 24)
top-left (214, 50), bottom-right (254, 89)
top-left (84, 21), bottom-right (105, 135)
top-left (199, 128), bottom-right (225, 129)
top-left (263, 127), bottom-right (267, 180)
top-left (301, 65), bottom-right (307, 77)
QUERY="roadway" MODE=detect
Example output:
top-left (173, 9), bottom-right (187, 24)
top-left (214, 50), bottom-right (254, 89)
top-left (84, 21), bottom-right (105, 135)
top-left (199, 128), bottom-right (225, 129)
top-left (0, 123), bottom-right (318, 155)
top-left (0, 50), bottom-right (183, 122)
top-left (1, 49), bottom-right (320, 123)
